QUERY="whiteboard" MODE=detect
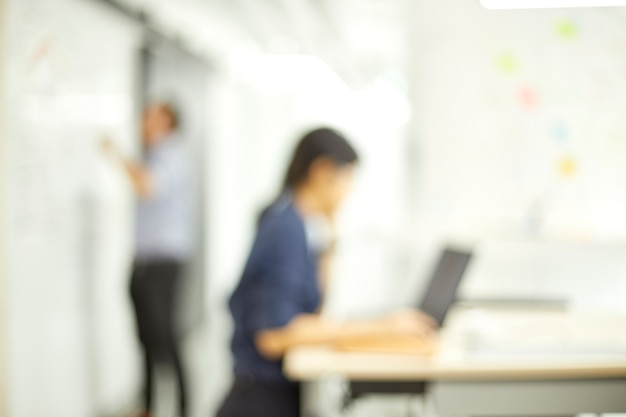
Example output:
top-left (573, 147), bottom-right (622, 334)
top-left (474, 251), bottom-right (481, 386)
top-left (413, 2), bottom-right (626, 244)
top-left (2, 0), bottom-right (142, 416)
top-left (406, 0), bottom-right (626, 312)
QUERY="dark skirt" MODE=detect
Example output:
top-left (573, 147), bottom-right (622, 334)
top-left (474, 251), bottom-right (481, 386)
top-left (217, 377), bottom-right (301, 417)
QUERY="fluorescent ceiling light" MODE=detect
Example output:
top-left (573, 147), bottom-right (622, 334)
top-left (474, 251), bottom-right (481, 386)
top-left (481, 0), bottom-right (626, 8)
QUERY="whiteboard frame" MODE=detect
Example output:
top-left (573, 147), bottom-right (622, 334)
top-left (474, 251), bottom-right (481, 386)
top-left (0, 0), bottom-right (7, 413)
top-left (481, 0), bottom-right (626, 8)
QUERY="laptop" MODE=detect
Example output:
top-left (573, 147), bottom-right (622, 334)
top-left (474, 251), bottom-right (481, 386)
top-left (417, 248), bottom-right (473, 326)
top-left (334, 247), bottom-right (472, 354)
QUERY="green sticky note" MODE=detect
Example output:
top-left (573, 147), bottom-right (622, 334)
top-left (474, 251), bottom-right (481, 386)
top-left (555, 19), bottom-right (578, 39)
top-left (496, 53), bottom-right (518, 75)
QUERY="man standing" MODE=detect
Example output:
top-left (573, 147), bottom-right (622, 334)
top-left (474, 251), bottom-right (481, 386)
top-left (104, 102), bottom-right (192, 417)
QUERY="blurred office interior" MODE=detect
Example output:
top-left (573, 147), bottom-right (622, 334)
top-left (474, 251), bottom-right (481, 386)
top-left (2, 0), bottom-right (626, 416)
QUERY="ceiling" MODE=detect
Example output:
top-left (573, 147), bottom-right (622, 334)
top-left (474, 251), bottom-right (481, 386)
top-left (109, 0), bottom-right (413, 87)
top-left (103, 0), bottom-right (626, 91)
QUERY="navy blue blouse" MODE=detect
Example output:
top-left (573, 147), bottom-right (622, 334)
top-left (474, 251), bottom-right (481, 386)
top-left (228, 197), bottom-right (321, 383)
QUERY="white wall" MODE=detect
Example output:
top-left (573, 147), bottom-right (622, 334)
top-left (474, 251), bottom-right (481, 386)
top-left (1, 0), bottom-right (142, 415)
top-left (460, 241), bottom-right (626, 312)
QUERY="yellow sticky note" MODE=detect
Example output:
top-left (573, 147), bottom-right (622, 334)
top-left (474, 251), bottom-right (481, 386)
top-left (558, 156), bottom-right (577, 178)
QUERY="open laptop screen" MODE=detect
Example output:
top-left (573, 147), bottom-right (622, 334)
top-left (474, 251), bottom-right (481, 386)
top-left (417, 248), bottom-right (472, 326)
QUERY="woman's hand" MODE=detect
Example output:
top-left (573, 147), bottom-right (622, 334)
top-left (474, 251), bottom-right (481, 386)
top-left (255, 310), bottom-right (437, 359)
top-left (378, 309), bottom-right (437, 337)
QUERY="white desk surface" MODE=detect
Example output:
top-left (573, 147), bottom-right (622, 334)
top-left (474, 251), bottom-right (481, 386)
top-left (284, 345), bottom-right (626, 381)
top-left (285, 311), bottom-right (626, 381)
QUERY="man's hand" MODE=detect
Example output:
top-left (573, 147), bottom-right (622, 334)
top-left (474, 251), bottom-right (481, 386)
top-left (101, 137), bottom-right (122, 160)
top-left (100, 136), bottom-right (153, 198)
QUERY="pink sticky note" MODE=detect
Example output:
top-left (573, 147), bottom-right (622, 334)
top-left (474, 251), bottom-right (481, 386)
top-left (518, 85), bottom-right (539, 110)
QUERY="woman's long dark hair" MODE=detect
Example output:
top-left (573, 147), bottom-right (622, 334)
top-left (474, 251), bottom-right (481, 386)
top-left (259, 127), bottom-right (359, 224)
top-left (283, 128), bottom-right (358, 189)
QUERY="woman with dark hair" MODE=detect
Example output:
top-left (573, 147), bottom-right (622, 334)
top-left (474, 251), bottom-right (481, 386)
top-left (217, 128), bottom-right (434, 417)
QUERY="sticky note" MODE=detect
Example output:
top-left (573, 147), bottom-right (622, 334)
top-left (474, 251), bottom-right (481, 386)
top-left (558, 156), bottom-right (577, 178)
top-left (555, 19), bottom-right (578, 40)
top-left (496, 52), bottom-right (519, 75)
top-left (552, 122), bottom-right (569, 142)
top-left (518, 85), bottom-right (538, 110)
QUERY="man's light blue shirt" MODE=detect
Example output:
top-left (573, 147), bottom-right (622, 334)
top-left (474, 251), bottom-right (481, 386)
top-left (135, 134), bottom-right (194, 261)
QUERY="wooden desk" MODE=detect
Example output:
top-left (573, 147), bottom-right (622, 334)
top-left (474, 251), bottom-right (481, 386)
top-left (285, 346), bottom-right (626, 416)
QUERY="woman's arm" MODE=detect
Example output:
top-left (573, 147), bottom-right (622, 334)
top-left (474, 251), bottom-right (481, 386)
top-left (255, 310), bottom-right (436, 359)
